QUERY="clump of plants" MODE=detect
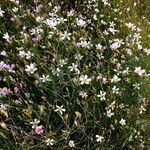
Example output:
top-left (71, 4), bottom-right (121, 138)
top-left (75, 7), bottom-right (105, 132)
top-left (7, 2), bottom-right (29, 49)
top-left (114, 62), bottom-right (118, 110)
top-left (0, 0), bottom-right (149, 149)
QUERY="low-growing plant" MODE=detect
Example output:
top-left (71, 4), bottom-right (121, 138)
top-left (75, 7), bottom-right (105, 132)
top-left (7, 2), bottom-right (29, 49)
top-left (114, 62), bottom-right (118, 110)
top-left (0, 0), bottom-right (149, 149)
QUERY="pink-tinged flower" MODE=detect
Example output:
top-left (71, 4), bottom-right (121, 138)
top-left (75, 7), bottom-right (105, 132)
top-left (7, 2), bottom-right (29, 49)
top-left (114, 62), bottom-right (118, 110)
top-left (9, 64), bottom-right (15, 72)
top-left (14, 87), bottom-right (19, 93)
top-left (4, 64), bottom-right (15, 72)
top-left (35, 125), bottom-right (44, 135)
top-left (34, 34), bottom-right (42, 41)
top-left (0, 61), bottom-right (15, 72)
top-left (0, 87), bottom-right (12, 96)
top-left (134, 67), bottom-right (145, 76)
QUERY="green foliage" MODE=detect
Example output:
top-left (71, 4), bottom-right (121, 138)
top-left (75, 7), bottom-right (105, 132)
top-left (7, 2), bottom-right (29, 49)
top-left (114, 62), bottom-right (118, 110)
top-left (0, 0), bottom-right (149, 149)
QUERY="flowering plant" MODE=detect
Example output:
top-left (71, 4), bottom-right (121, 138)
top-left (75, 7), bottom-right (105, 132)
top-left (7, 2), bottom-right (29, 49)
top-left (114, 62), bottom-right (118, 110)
top-left (0, 0), bottom-right (149, 149)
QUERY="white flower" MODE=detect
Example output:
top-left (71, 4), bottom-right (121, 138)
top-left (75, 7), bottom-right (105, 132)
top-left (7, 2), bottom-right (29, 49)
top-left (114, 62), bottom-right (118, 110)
top-left (67, 9), bottom-right (74, 16)
top-left (0, 61), bottom-right (5, 70)
top-left (19, 50), bottom-right (34, 59)
top-left (19, 50), bottom-right (26, 58)
top-left (93, 14), bottom-right (97, 20)
top-left (76, 18), bottom-right (86, 27)
top-left (39, 75), bottom-right (51, 83)
top-left (25, 63), bottom-right (37, 74)
top-left (134, 67), bottom-right (145, 76)
top-left (3, 33), bottom-right (10, 42)
top-left (48, 31), bottom-right (54, 39)
top-left (0, 104), bottom-right (8, 111)
top-left (97, 91), bottom-right (106, 101)
top-left (69, 140), bottom-right (75, 148)
top-left (0, 51), bottom-right (7, 56)
top-left (144, 48), bottom-right (150, 56)
top-left (137, 44), bottom-right (142, 50)
top-left (52, 68), bottom-right (61, 76)
top-left (36, 16), bottom-right (44, 23)
top-left (103, 30), bottom-right (109, 35)
top-left (68, 63), bottom-right (77, 71)
top-left (77, 40), bottom-right (92, 49)
top-left (45, 138), bottom-right (55, 146)
top-left (75, 53), bottom-right (83, 60)
top-left (79, 75), bottom-right (91, 85)
top-left (106, 109), bottom-right (114, 118)
top-left (96, 135), bottom-right (104, 142)
top-left (109, 27), bottom-right (118, 35)
top-left (110, 124), bottom-right (115, 130)
top-left (14, 0), bottom-right (19, 5)
top-left (79, 91), bottom-right (88, 98)
top-left (108, 101), bottom-right (116, 110)
top-left (111, 75), bottom-right (121, 83)
top-left (68, 63), bottom-right (79, 74)
top-left (25, 51), bottom-right (34, 59)
top-left (101, 20), bottom-right (107, 25)
top-left (110, 42), bottom-right (120, 49)
top-left (102, 0), bottom-right (110, 6)
top-left (119, 118), bottom-right (126, 125)
top-left (0, 7), bottom-right (5, 17)
top-left (30, 119), bottom-right (40, 129)
top-left (60, 31), bottom-right (71, 40)
top-left (139, 105), bottom-right (146, 114)
top-left (44, 19), bottom-right (58, 29)
top-left (112, 86), bottom-right (120, 94)
top-left (122, 67), bottom-right (130, 75)
top-left (54, 105), bottom-right (66, 115)
top-left (133, 83), bottom-right (140, 90)
top-left (30, 27), bottom-right (43, 35)
top-left (59, 59), bottom-right (68, 67)
top-left (125, 48), bottom-right (132, 56)
top-left (96, 44), bottom-right (103, 50)
top-left (12, 7), bottom-right (18, 12)
top-left (125, 22), bottom-right (134, 29)
top-left (110, 21), bottom-right (115, 27)
top-left (110, 39), bottom-right (124, 49)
